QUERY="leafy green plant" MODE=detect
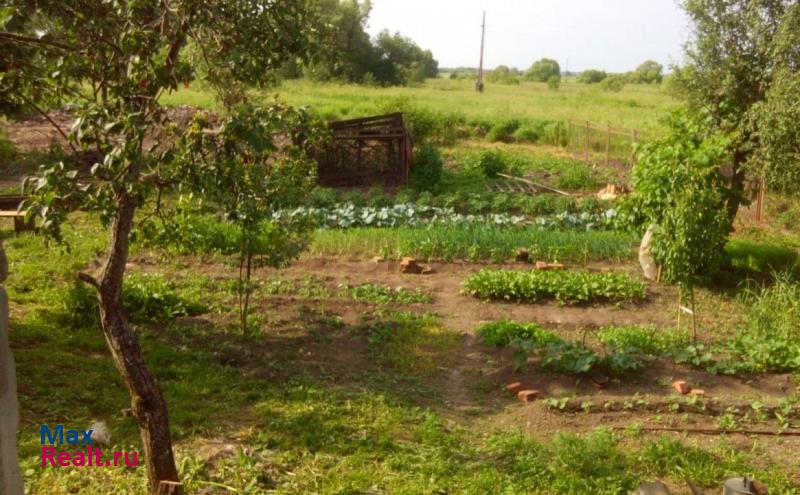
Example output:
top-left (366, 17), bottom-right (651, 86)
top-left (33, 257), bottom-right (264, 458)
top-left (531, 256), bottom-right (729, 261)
top-left (623, 111), bottom-right (733, 284)
top-left (578, 69), bottom-right (607, 84)
top-left (312, 225), bottom-right (636, 262)
top-left (339, 283), bottom-right (431, 304)
top-left (63, 274), bottom-right (205, 327)
top-left (487, 120), bottom-right (521, 143)
top-left (597, 325), bottom-right (676, 356)
top-left (410, 144), bottom-right (444, 193)
top-left (477, 320), bottom-right (556, 347)
top-left (463, 269), bottom-right (647, 305)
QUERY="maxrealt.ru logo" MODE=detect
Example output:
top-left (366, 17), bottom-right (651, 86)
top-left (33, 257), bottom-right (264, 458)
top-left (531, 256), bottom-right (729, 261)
top-left (40, 424), bottom-right (139, 468)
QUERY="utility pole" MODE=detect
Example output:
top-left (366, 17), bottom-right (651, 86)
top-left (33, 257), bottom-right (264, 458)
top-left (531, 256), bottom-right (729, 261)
top-left (476, 11), bottom-right (485, 92)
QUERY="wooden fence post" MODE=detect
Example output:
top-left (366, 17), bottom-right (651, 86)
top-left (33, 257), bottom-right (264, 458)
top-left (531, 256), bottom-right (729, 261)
top-left (605, 124), bottom-right (611, 168)
top-left (555, 121), bottom-right (561, 147)
top-left (756, 177), bottom-right (766, 222)
top-left (567, 121), bottom-right (573, 150)
top-left (585, 120), bottom-right (590, 164)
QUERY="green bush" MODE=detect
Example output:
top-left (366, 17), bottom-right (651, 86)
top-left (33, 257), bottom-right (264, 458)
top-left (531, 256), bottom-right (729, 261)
top-left (462, 269), bottom-right (646, 305)
top-left (513, 122), bottom-right (546, 143)
top-left (308, 187), bottom-right (342, 208)
top-left (578, 69), bottom-right (607, 84)
top-left (465, 150), bottom-right (509, 178)
top-left (601, 74), bottom-right (626, 92)
top-left (622, 112), bottom-right (733, 284)
top-left (487, 119), bottom-right (521, 143)
top-left (410, 144), bottom-right (443, 193)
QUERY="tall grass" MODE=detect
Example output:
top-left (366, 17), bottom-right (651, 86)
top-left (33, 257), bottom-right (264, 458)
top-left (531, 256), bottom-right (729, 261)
top-left (161, 78), bottom-right (677, 135)
top-left (310, 225), bottom-right (636, 262)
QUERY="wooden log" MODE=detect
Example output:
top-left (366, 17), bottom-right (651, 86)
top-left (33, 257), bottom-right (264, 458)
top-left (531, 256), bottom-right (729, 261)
top-left (157, 481), bottom-right (184, 495)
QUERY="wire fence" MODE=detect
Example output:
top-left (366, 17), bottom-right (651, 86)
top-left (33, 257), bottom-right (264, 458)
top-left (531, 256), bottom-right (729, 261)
top-left (563, 120), bottom-right (647, 167)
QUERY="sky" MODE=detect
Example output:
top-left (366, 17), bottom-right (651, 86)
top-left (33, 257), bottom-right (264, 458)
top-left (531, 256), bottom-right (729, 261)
top-left (365, 0), bottom-right (691, 73)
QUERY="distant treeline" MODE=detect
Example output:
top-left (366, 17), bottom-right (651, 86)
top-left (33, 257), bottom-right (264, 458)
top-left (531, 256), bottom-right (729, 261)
top-left (281, 0), bottom-right (438, 86)
top-left (444, 60), bottom-right (665, 91)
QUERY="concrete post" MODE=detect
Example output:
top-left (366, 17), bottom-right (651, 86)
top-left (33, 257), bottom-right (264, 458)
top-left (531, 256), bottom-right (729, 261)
top-left (0, 241), bottom-right (24, 495)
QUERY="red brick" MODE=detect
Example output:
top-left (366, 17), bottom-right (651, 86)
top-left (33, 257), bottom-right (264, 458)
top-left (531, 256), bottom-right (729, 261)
top-left (399, 257), bottom-right (422, 274)
top-left (506, 382), bottom-right (523, 393)
top-left (673, 381), bottom-right (692, 395)
top-left (517, 390), bottom-right (539, 402)
top-left (534, 261), bottom-right (549, 270)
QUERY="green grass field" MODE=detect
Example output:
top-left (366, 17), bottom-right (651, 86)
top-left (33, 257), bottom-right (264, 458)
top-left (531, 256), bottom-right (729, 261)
top-left (162, 77), bottom-right (677, 135)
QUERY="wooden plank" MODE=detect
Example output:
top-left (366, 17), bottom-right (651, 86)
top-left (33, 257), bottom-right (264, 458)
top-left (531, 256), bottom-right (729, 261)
top-left (0, 212), bottom-right (22, 218)
top-left (497, 173), bottom-right (571, 197)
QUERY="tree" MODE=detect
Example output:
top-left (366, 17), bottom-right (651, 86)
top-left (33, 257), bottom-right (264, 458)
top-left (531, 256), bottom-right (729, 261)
top-left (632, 60), bottom-right (663, 84)
top-left (486, 65), bottom-right (519, 84)
top-left (1, 1), bottom-right (324, 493)
top-left (374, 30), bottom-right (438, 85)
top-left (524, 58), bottom-right (560, 82)
top-left (676, 0), bottom-right (799, 218)
top-left (751, 3), bottom-right (800, 192)
top-left (578, 69), bottom-right (607, 84)
top-left (624, 112), bottom-right (734, 285)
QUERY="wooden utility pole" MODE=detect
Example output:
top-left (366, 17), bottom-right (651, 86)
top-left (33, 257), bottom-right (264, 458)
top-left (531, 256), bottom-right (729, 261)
top-left (476, 11), bottom-right (486, 92)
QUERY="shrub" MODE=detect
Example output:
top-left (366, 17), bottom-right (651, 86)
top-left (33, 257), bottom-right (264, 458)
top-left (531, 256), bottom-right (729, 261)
top-left (487, 119), bottom-right (521, 143)
top-left (465, 150), bottom-right (509, 178)
top-left (462, 269), bottom-right (646, 305)
top-left (601, 74), bottom-right (626, 92)
top-left (553, 162), bottom-right (600, 190)
top-left (578, 69), bottom-right (607, 84)
top-left (410, 144), bottom-right (443, 193)
top-left (513, 122), bottom-right (546, 143)
top-left (525, 58), bottom-right (561, 82)
top-left (622, 112), bottom-right (733, 284)
top-left (308, 187), bottom-right (342, 208)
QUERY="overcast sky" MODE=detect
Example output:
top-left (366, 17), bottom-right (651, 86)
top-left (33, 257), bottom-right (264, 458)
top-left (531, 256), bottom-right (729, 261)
top-left (366, 0), bottom-right (691, 73)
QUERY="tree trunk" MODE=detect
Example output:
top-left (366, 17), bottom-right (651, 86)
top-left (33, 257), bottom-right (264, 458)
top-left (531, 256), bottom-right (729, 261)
top-left (727, 148), bottom-right (748, 222)
top-left (96, 194), bottom-right (180, 494)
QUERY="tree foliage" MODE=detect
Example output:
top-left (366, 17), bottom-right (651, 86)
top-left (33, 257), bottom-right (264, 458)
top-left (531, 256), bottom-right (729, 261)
top-left (486, 65), bottom-right (520, 85)
top-left (578, 69), bottom-right (607, 84)
top-left (303, 1), bottom-right (438, 86)
top-left (525, 58), bottom-right (561, 83)
top-left (632, 60), bottom-right (664, 84)
top-left (676, 0), bottom-right (800, 203)
top-left (1, 1), bottom-right (326, 492)
top-left (624, 112), bottom-right (733, 284)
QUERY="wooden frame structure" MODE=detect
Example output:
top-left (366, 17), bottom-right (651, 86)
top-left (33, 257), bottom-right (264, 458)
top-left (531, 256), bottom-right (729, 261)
top-left (318, 113), bottom-right (412, 187)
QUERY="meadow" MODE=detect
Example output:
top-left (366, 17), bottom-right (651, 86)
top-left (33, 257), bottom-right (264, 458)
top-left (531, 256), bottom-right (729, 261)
top-left (162, 76), bottom-right (678, 136)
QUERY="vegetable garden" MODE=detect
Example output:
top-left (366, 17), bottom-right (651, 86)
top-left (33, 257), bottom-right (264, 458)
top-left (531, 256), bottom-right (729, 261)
top-left (1, 1), bottom-right (800, 494)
